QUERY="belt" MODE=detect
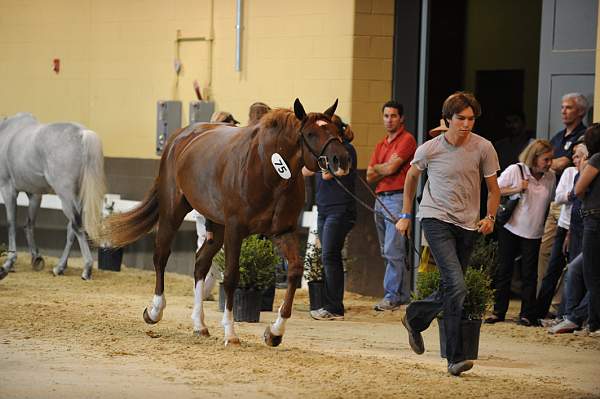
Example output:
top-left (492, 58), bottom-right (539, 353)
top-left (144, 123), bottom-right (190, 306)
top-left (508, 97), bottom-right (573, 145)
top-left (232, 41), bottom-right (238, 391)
top-left (377, 190), bottom-right (403, 197)
top-left (579, 208), bottom-right (600, 217)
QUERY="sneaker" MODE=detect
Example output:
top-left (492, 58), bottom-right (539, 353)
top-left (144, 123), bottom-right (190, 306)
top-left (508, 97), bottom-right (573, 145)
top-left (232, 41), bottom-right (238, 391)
top-left (373, 299), bottom-right (401, 311)
top-left (310, 308), bottom-right (344, 321)
top-left (589, 329), bottom-right (600, 338)
top-left (448, 360), bottom-right (474, 376)
top-left (573, 326), bottom-right (590, 337)
top-left (401, 314), bottom-right (424, 354)
top-left (539, 316), bottom-right (563, 328)
top-left (548, 318), bottom-right (578, 334)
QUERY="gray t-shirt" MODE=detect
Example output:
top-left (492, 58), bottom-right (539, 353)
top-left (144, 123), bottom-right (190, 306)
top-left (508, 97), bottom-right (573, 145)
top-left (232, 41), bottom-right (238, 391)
top-left (583, 152), bottom-right (600, 211)
top-left (412, 133), bottom-right (500, 230)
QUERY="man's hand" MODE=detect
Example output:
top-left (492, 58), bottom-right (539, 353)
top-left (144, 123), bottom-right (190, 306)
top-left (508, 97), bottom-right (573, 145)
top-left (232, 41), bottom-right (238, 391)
top-left (476, 218), bottom-right (494, 235)
top-left (395, 218), bottom-right (411, 237)
top-left (520, 179), bottom-right (529, 191)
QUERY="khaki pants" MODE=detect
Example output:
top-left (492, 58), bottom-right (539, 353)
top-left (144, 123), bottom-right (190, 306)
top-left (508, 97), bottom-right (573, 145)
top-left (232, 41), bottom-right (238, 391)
top-left (537, 202), bottom-right (562, 299)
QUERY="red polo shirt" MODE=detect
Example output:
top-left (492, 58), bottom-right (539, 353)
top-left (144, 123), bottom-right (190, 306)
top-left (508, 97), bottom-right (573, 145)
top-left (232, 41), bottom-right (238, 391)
top-left (368, 128), bottom-right (417, 194)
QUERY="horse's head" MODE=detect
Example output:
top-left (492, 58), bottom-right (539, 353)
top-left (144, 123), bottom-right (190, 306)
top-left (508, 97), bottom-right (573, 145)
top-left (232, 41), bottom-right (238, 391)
top-left (294, 98), bottom-right (350, 176)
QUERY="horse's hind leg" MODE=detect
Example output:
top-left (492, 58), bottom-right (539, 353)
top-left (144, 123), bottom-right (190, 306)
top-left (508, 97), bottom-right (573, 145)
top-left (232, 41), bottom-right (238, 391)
top-left (56, 193), bottom-right (94, 280)
top-left (0, 187), bottom-right (18, 278)
top-left (53, 222), bottom-right (76, 276)
top-left (222, 223), bottom-right (246, 346)
top-left (191, 223), bottom-right (224, 337)
top-left (264, 232), bottom-right (302, 347)
top-left (143, 197), bottom-right (190, 325)
top-left (24, 193), bottom-right (44, 271)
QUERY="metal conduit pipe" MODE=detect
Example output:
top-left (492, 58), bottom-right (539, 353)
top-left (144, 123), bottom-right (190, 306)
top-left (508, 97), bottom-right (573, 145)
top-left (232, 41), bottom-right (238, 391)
top-left (235, 0), bottom-right (243, 71)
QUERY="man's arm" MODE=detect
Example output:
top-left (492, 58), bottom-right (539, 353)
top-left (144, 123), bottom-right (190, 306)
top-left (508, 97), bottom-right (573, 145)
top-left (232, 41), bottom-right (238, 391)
top-left (477, 174), bottom-right (501, 235)
top-left (366, 154), bottom-right (407, 183)
top-left (395, 165), bottom-right (421, 236)
top-left (575, 163), bottom-right (600, 198)
top-left (551, 156), bottom-right (571, 174)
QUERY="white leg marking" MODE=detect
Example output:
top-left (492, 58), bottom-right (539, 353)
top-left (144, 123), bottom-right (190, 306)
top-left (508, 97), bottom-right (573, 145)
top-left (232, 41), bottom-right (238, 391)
top-left (148, 294), bottom-right (166, 322)
top-left (270, 306), bottom-right (287, 336)
top-left (221, 302), bottom-right (239, 345)
top-left (191, 280), bottom-right (207, 332)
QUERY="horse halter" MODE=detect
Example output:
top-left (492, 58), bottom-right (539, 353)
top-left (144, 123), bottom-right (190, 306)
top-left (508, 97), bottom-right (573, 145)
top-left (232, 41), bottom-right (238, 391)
top-left (299, 124), bottom-right (342, 172)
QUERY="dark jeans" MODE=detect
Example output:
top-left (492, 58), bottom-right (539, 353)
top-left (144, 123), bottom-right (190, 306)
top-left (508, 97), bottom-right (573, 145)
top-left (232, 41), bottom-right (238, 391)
top-left (406, 218), bottom-right (476, 364)
top-left (493, 227), bottom-right (541, 320)
top-left (535, 226), bottom-right (568, 319)
top-left (317, 210), bottom-right (355, 315)
top-left (583, 215), bottom-right (600, 331)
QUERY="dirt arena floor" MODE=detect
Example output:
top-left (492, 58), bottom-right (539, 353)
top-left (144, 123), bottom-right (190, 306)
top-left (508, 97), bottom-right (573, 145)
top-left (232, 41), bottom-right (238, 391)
top-left (1, 254), bottom-right (599, 399)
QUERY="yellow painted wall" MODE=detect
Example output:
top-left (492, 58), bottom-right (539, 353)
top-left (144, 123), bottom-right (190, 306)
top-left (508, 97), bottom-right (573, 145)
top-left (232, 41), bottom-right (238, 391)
top-left (0, 0), bottom-right (394, 167)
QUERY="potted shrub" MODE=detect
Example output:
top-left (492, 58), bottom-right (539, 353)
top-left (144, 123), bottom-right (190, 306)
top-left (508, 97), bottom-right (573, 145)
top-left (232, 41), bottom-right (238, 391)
top-left (413, 266), bottom-right (494, 360)
top-left (303, 237), bottom-right (325, 311)
top-left (214, 235), bottom-right (278, 322)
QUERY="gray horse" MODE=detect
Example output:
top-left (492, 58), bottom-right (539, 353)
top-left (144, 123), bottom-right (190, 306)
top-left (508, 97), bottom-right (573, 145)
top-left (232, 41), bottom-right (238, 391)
top-left (0, 113), bottom-right (106, 280)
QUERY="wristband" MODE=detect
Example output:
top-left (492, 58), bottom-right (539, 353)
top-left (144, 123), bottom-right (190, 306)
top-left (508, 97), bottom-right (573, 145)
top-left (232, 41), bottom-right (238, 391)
top-left (485, 214), bottom-right (496, 222)
top-left (397, 213), bottom-right (411, 219)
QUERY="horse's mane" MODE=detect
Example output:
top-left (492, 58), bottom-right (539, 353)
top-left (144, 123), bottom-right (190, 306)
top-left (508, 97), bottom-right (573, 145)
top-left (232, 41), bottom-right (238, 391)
top-left (260, 108), bottom-right (332, 136)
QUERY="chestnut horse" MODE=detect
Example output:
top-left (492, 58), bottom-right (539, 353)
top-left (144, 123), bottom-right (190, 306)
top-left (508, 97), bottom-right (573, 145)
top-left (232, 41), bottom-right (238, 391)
top-left (103, 99), bottom-right (349, 346)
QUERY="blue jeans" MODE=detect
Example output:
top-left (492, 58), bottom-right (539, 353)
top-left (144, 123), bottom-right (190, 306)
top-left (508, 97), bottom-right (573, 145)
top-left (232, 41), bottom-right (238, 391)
top-left (317, 210), bottom-right (355, 315)
top-left (374, 192), bottom-right (409, 304)
top-left (406, 218), bottom-right (477, 364)
top-left (562, 253), bottom-right (589, 325)
top-left (583, 215), bottom-right (600, 331)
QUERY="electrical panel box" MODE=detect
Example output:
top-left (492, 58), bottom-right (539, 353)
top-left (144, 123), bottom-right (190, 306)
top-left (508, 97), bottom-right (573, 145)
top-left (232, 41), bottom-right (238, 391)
top-left (189, 101), bottom-right (215, 125)
top-left (156, 100), bottom-right (182, 155)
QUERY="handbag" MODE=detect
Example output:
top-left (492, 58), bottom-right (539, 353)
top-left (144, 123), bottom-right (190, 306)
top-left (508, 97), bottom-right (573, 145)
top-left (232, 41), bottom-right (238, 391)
top-left (496, 163), bottom-right (525, 226)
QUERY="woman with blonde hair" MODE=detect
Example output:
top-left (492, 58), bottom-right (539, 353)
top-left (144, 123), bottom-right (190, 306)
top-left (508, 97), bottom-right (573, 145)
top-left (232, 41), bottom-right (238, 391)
top-left (486, 139), bottom-right (556, 326)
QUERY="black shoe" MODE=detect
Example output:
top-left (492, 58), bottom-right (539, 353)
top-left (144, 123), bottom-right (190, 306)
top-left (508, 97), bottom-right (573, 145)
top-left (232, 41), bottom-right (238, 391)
top-left (402, 314), bottom-right (424, 354)
top-left (516, 317), bottom-right (533, 327)
top-left (484, 315), bottom-right (504, 324)
top-left (448, 360), bottom-right (474, 376)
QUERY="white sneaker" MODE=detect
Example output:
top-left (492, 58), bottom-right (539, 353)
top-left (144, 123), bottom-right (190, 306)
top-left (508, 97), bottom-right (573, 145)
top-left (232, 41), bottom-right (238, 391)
top-left (573, 326), bottom-right (590, 337)
top-left (548, 319), bottom-right (578, 334)
top-left (310, 308), bottom-right (344, 321)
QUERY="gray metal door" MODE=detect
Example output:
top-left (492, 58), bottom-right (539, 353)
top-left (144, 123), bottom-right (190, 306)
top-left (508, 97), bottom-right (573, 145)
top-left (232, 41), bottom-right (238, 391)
top-left (536, 0), bottom-right (597, 138)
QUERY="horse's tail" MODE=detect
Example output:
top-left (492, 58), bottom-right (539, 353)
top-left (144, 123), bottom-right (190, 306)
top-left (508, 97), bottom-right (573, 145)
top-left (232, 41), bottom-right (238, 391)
top-left (101, 180), bottom-right (159, 248)
top-left (80, 130), bottom-right (107, 243)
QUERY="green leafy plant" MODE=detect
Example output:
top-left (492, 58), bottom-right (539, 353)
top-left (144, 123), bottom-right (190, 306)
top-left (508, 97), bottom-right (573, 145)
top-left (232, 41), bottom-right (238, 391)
top-left (303, 238), bottom-right (323, 282)
top-left (468, 235), bottom-right (499, 275)
top-left (214, 235), bottom-right (278, 291)
top-left (413, 267), bottom-right (494, 320)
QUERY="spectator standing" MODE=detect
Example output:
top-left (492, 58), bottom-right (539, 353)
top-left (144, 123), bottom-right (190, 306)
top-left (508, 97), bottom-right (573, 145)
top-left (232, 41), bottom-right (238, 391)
top-left (304, 115), bottom-right (357, 321)
top-left (487, 140), bottom-right (556, 326)
top-left (248, 102), bottom-right (271, 125)
top-left (573, 123), bottom-right (600, 337)
top-left (397, 92), bottom-right (500, 376)
top-left (367, 101), bottom-right (417, 311)
top-left (494, 110), bottom-right (533, 172)
top-left (538, 94), bottom-right (589, 287)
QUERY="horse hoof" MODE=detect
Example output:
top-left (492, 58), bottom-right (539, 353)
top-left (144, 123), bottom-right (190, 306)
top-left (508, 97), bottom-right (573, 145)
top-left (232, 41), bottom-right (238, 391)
top-left (81, 270), bottom-right (92, 281)
top-left (194, 328), bottom-right (210, 337)
top-left (31, 257), bottom-right (45, 271)
top-left (0, 268), bottom-right (8, 281)
top-left (52, 267), bottom-right (65, 276)
top-left (263, 326), bottom-right (283, 347)
top-left (224, 337), bottom-right (241, 347)
top-left (143, 308), bottom-right (159, 325)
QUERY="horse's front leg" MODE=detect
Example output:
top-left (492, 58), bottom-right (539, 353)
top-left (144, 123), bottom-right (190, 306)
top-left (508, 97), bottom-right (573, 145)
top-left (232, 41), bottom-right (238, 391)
top-left (221, 223), bottom-right (245, 346)
top-left (264, 232), bottom-right (301, 347)
top-left (0, 187), bottom-right (18, 279)
top-left (192, 224), bottom-right (224, 337)
top-left (24, 193), bottom-right (44, 271)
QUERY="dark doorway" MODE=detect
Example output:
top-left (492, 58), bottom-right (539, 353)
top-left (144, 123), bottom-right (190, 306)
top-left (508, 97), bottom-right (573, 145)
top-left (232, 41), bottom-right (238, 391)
top-left (475, 69), bottom-right (524, 143)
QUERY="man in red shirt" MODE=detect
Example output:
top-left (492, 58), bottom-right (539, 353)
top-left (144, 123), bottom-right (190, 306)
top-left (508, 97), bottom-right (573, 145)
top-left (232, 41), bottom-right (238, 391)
top-left (367, 101), bottom-right (417, 310)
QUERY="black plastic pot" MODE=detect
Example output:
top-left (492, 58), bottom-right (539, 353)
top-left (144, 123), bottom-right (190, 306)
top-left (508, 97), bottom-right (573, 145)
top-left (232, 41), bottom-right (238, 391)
top-left (233, 288), bottom-right (261, 322)
top-left (261, 285), bottom-right (276, 311)
top-left (308, 280), bottom-right (326, 311)
top-left (98, 247), bottom-right (123, 271)
top-left (218, 283), bottom-right (262, 322)
top-left (438, 318), bottom-right (482, 360)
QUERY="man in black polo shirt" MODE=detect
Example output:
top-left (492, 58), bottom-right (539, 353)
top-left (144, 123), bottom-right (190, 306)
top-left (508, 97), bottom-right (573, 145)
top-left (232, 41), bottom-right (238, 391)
top-left (538, 93), bottom-right (589, 290)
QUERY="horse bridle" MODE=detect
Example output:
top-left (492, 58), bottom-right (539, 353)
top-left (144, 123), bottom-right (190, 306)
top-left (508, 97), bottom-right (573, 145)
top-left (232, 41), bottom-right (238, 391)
top-left (299, 122), bottom-right (342, 172)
